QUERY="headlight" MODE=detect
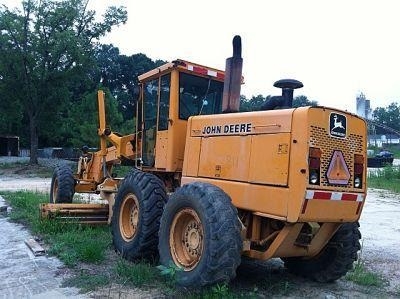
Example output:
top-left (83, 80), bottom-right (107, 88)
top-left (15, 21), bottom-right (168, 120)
top-left (354, 176), bottom-right (362, 188)
top-left (309, 171), bottom-right (319, 184)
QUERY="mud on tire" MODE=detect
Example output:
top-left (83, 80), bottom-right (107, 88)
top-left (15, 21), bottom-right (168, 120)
top-left (50, 164), bottom-right (75, 203)
top-left (111, 169), bottom-right (167, 261)
top-left (158, 182), bottom-right (242, 287)
top-left (283, 222), bottom-right (361, 282)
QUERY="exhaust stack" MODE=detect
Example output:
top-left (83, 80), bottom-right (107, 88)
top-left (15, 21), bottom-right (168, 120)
top-left (222, 35), bottom-right (243, 113)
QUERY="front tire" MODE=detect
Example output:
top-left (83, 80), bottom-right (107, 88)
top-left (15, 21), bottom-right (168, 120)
top-left (283, 222), bottom-right (361, 282)
top-left (158, 182), bottom-right (242, 287)
top-left (111, 169), bottom-right (167, 261)
top-left (50, 164), bottom-right (75, 203)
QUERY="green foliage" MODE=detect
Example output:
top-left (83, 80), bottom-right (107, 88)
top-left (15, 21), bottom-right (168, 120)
top-left (0, 0), bottom-right (127, 162)
top-left (372, 102), bottom-right (400, 134)
top-left (156, 262), bottom-right (182, 277)
top-left (156, 262), bottom-right (183, 289)
top-left (292, 95), bottom-right (318, 108)
top-left (240, 94), bottom-right (317, 112)
top-left (112, 165), bottom-right (132, 178)
top-left (48, 226), bottom-right (111, 265)
top-left (94, 45), bottom-right (166, 121)
top-left (2, 191), bottom-right (47, 230)
top-left (115, 259), bottom-right (157, 287)
top-left (63, 270), bottom-right (111, 293)
top-left (2, 191), bottom-right (111, 266)
top-left (346, 260), bottom-right (384, 287)
top-left (209, 284), bottom-right (232, 298)
top-left (239, 94), bottom-right (266, 112)
top-left (66, 88), bottom-right (125, 147)
top-left (368, 166), bottom-right (400, 193)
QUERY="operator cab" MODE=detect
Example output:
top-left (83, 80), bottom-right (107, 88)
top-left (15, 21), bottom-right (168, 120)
top-left (136, 60), bottom-right (225, 171)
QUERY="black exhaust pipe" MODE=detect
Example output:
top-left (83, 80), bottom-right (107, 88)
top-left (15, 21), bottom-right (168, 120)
top-left (222, 35), bottom-right (243, 113)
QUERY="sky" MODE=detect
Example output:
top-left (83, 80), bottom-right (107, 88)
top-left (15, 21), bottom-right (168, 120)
top-left (3, 0), bottom-right (400, 113)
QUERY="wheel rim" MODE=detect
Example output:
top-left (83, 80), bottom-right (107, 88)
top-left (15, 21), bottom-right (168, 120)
top-left (170, 208), bottom-right (204, 271)
top-left (52, 179), bottom-right (58, 203)
top-left (119, 194), bottom-right (140, 241)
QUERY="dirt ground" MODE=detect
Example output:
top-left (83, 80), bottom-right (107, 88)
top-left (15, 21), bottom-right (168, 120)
top-left (0, 159), bottom-right (400, 298)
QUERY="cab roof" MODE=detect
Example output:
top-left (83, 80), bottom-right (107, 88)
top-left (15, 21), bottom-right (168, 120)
top-left (138, 59), bottom-right (226, 83)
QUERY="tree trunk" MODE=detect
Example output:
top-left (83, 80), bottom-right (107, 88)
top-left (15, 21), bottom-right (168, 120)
top-left (29, 115), bottom-right (39, 164)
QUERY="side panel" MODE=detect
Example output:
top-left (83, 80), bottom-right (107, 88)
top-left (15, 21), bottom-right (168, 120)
top-left (182, 131), bottom-right (201, 176)
top-left (198, 136), bottom-right (251, 181)
top-left (181, 176), bottom-right (289, 218)
top-left (155, 130), bottom-right (168, 169)
top-left (249, 133), bottom-right (291, 186)
top-left (182, 110), bottom-right (294, 218)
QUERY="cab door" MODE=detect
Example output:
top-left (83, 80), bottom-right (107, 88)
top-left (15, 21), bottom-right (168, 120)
top-left (154, 75), bottom-right (170, 168)
top-left (141, 74), bottom-right (170, 167)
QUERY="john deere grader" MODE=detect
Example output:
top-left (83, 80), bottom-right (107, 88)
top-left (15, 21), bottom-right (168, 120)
top-left (43, 36), bottom-right (367, 287)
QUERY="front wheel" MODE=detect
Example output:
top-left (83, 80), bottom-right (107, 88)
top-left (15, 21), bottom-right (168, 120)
top-left (50, 164), bottom-right (75, 203)
top-left (158, 182), bottom-right (242, 287)
top-left (111, 169), bottom-right (167, 261)
top-left (283, 222), bottom-right (361, 282)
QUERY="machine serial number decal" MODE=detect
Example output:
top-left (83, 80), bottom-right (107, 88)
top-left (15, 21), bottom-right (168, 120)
top-left (201, 123), bottom-right (252, 135)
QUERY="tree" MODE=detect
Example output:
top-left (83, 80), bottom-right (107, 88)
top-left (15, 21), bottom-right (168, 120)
top-left (94, 44), bottom-right (165, 121)
top-left (0, 0), bottom-right (127, 163)
top-left (240, 95), bottom-right (267, 112)
top-left (372, 102), bottom-right (400, 134)
top-left (240, 94), bottom-right (317, 112)
top-left (67, 88), bottom-right (125, 148)
top-left (292, 95), bottom-right (318, 108)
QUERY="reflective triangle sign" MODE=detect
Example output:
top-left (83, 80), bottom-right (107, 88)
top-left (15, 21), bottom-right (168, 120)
top-left (326, 150), bottom-right (350, 185)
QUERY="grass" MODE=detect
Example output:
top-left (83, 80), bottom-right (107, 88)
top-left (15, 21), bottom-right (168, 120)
top-left (47, 226), bottom-right (111, 266)
top-left (1, 190), bottom-right (160, 293)
top-left (346, 260), bottom-right (385, 287)
top-left (115, 259), bottom-right (158, 287)
top-left (63, 270), bottom-right (111, 293)
top-left (0, 190), bottom-right (389, 297)
top-left (367, 165), bottom-right (400, 193)
top-left (0, 190), bottom-right (287, 296)
top-left (112, 164), bottom-right (133, 177)
top-left (345, 241), bottom-right (385, 287)
top-left (1, 191), bottom-right (111, 267)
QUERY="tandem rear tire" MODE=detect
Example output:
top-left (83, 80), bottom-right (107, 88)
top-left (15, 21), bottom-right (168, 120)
top-left (111, 169), bottom-right (167, 261)
top-left (158, 182), bottom-right (242, 287)
top-left (50, 164), bottom-right (75, 203)
top-left (283, 222), bottom-right (361, 282)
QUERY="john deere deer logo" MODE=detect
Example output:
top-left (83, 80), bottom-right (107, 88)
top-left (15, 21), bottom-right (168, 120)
top-left (329, 113), bottom-right (347, 138)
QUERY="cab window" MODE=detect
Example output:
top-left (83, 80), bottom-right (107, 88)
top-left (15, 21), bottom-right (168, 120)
top-left (179, 73), bottom-right (223, 120)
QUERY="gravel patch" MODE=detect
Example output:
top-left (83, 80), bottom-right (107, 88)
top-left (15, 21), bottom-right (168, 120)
top-left (0, 157), bottom-right (75, 169)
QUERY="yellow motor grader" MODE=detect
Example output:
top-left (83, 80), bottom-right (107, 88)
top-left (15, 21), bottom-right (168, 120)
top-left (45, 36), bottom-right (367, 287)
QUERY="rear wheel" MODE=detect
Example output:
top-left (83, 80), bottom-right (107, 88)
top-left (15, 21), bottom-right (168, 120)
top-left (283, 222), bottom-right (361, 282)
top-left (112, 169), bottom-right (167, 261)
top-left (50, 164), bottom-right (75, 203)
top-left (158, 182), bottom-right (242, 287)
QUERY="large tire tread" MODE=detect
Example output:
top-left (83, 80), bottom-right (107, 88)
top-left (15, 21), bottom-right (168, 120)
top-left (50, 164), bottom-right (75, 203)
top-left (283, 222), bottom-right (361, 282)
top-left (159, 182), bottom-right (242, 287)
top-left (112, 168), bottom-right (167, 261)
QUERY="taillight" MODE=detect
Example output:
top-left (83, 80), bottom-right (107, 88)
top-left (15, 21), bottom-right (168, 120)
top-left (309, 147), bottom-right (321, 185)
top-left (354, 154), bottom-right (364, 188)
